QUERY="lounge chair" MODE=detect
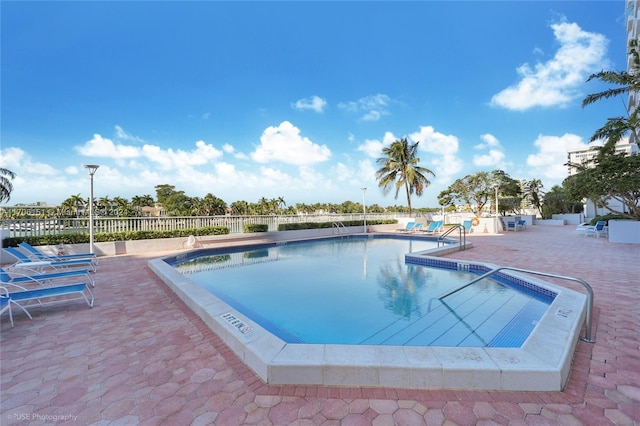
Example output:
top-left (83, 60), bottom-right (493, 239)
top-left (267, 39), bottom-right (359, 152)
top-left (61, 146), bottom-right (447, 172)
top-left (18, 242), bottom-right (97, 265)
top-left (0, 283), bottom-right (94, 322)
top-left (3, 247), bottom-right (97, 273)
top-left (505, 219), bottom-right (525, 232)
top-left (0, 267), bottom-right (95, 287)
top-left (421, 220), bottom-right (443, 235)
top-left (397, 222), bottom-right (416, 232)
top-left (1, 287), bottom-right (13, 327)
top-left (462, 220), bottom-right (473, 233)
top-left (410, 223), bottom-right (425, 232)
top-left (585, 221), bottom-right (608, 238)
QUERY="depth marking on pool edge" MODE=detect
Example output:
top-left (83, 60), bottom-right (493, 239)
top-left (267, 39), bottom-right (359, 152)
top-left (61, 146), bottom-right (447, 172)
top-left (221, 312), bottom-right (253, 334)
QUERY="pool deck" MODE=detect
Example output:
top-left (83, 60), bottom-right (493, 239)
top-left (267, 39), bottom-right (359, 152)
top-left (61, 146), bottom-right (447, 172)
top-left (1, 224), bottom-right (639, 425)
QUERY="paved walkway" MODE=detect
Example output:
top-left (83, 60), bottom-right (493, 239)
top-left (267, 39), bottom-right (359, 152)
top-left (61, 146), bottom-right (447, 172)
top-left (1, 225), bottom-right (639, 425)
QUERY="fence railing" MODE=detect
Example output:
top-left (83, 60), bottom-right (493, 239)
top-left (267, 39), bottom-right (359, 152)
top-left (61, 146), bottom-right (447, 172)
top-left (1, 213), bottom-right (406, 239)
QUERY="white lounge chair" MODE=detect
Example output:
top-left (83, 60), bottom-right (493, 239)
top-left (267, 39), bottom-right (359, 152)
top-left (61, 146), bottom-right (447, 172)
top-left (585, 221), bottom-right (608, 238)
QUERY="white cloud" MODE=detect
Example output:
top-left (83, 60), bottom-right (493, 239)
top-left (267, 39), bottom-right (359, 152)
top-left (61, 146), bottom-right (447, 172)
top-left (339, 94), bottom-right (392, 121)
top-left (142, 140), bottom-right (223, 170)
top-left (408, 126), bottom-right (463, 184)
top-left (292, 95), bottom-right (327, 113)
top-left (473, 149), bottom-right (506, 167)
top-left (526, 133), bottom-right (589, 180)
top-left (0, 147), bottom-right (59, 176)
top-left (251, 121), bottom-right (331, 165)
top-left (473, 133), bottom-right (507, 168)
top-left (357, 139), bottom-right (385, 158)
top-left (409, 126), bottom-right (459, 156)
top-left (475, 133), bottom-right (501, 149)
top-left (75, 133), bottom-right (141, 158)
top-left (491, 20), bottom-right (609, 110)
top-left (115, 125), bottom-right (144, 143)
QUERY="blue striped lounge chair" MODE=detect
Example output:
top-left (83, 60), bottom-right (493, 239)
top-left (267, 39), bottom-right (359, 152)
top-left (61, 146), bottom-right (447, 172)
top-left (1, 282), bottom-right (94, 323)
top-left (3, 247), bottom-right (97, 273)
top-left (18, 242), bottom-right (97, 266)
top-left (397, 222), bottom-right (416, 232)
top-left (1, 287), bottom-right (13, 327)
top-left (0, 267), bottom-right (95, 287)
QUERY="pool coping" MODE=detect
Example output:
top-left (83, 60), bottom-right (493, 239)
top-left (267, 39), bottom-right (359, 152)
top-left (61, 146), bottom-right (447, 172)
top-left (148, 234), bottom-right (587, 391)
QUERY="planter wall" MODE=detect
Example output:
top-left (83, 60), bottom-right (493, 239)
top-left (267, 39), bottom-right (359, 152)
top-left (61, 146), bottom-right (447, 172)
top-left (608, 220), bottom-right (640, 244)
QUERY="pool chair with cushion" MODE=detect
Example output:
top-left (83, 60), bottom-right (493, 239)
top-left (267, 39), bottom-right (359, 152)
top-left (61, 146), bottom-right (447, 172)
top-left (1, 282), bottom-right (94, 322)
top-left (18, 242), bottom-right (97, 266)
top-left (421, 220), bottom-right (444, 235)
top-left (1, 287), bottom-right (13, 327)
top-left (410, 223), bottom-right (425, 232)
top-left (585, 220), bottom-right (608, 238)
top-left (3, 247), bottom-right (97, 273)
top-left (0, 267), bottom-right (95, 287)
top-left (397, 222), bottom-right (416, 232)
top-left (505, 219), bottom-right (525, 232)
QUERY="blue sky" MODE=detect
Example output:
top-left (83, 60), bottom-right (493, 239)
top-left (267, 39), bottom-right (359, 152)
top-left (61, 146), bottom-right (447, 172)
top-left (0, 1), bottom-right (631, 209)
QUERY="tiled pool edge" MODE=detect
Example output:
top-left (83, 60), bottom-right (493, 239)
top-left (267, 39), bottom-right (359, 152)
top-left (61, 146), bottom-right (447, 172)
top-left (148, 238), bottom-right (587, 391)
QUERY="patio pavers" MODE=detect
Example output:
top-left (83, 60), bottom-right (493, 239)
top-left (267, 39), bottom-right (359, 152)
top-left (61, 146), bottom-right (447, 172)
top-left (1, 224), bottom-right (639, 425)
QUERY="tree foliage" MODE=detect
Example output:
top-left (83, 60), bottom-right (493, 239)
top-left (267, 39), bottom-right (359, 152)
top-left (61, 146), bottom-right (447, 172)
top-left (540, 185), bottom-right (583, 219)
top-left (437, 170), bottom-right (522, 217)
top-left (582, 39), bottom-right (640, 149)
top-left (0, 168), bottom-right (16, 204)
top-left (564, 150), bottom-right (640, 220)
top-left (375, 138), bottom-right (435, 215)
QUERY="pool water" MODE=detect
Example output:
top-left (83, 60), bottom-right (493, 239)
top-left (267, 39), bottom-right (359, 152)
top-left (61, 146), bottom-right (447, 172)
top-left (172, 236), bottom-right (552, 347)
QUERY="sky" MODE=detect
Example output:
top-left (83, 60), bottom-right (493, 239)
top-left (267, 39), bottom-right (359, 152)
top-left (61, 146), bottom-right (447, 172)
top-left (0, 1), bottom-right (632, 209)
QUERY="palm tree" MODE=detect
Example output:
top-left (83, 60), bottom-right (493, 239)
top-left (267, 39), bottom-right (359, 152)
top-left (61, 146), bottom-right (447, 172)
top-left (0, 167), bottom-right (16, 203)
top-left (582, 39), bottom-right (640, 149)
top-left (375, 138), bottom-right (435, 215)
top-left (523, 179), bottom-right (544, 217)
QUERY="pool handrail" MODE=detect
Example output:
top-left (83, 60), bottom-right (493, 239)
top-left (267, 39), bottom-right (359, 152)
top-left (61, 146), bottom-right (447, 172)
top-left (438, 224), bottom-right (467, 250)
top-left (438, 266), bottom-right (595, 343)
top-left (331, 222), bottom-right (348, 237)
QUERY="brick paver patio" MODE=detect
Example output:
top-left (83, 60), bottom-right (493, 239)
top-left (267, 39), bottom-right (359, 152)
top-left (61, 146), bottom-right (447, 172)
top-left (1, 224), bottom-right (639, 425)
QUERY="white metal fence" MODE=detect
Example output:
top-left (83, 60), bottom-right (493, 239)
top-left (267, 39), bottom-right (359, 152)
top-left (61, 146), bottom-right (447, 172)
top-left (1, 213), bottom-right (406, 239)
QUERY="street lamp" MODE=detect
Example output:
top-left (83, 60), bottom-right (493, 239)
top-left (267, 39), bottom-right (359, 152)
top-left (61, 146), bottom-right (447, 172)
top-left (361, 187), bottom-right (367, 233)
top-left (494, 183), bottom-right (499, 233)
top-left (84, 164), bottom-right (100, 254)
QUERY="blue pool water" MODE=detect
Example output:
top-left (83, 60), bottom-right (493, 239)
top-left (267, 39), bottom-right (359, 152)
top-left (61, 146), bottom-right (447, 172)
top-left (171, 235), bottom-right (553, 347)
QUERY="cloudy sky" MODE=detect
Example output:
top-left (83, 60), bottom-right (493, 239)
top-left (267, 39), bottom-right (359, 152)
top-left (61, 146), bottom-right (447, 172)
top-left (0, 1), bottom-right (630, 208)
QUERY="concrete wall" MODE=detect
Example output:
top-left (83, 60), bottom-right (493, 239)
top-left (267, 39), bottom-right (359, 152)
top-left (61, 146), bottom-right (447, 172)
top-left (552, 213), bottom-right (585, 225)
top-left (608, 220), bottom-right (640, 244)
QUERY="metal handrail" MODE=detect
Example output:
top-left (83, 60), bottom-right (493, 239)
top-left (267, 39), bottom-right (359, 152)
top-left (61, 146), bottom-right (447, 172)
top-left (438, 266), bottom-right (595, 343)
top-left (438, 224), bottom-right (466, 250)
top-left (332, 222), bottom-right (347, 237)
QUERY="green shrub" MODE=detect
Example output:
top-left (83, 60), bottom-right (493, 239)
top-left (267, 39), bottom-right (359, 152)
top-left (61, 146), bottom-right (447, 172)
top-left (590, 214), bottom-right (634, 226)
top-left (243, 224), bottom-right (268, 233)
top-left (2, 226), bottom-right (229, 247)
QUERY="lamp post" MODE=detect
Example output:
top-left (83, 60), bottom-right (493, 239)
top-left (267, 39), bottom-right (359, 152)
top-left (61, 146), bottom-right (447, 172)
top-left (84, 164), bottom-right (100, 254)
top-left (494, 184), bottom-right (499, 233)
top-left (361, 187), bottom-right (367, 233)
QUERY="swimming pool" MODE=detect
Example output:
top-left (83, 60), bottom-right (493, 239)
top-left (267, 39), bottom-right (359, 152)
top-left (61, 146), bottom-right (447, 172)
top-left (149, 232), bottom-right (588, 391)
top-left (170, 236), bottom-right (552, 347)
